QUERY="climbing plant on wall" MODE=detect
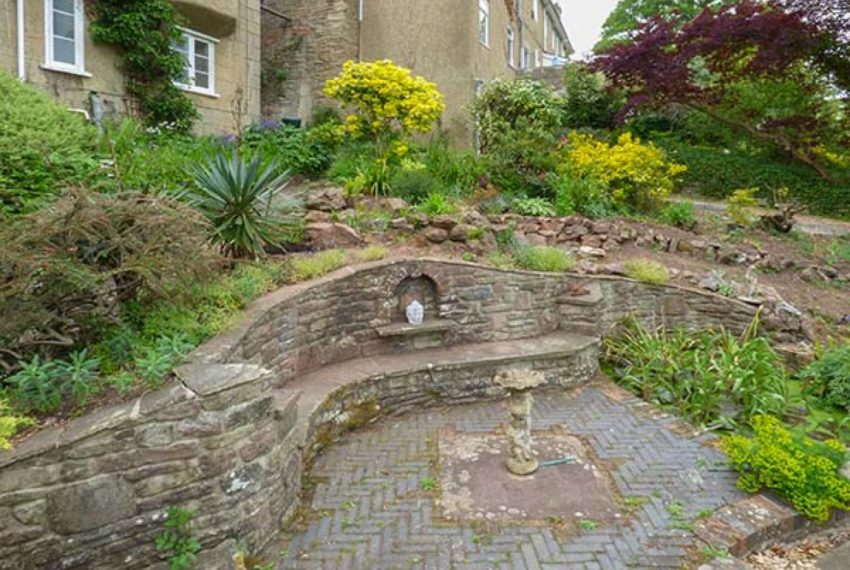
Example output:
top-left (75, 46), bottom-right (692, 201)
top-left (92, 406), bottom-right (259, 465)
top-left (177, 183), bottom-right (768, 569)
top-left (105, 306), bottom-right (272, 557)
top-left (90, 0), bottom-right (198, 132)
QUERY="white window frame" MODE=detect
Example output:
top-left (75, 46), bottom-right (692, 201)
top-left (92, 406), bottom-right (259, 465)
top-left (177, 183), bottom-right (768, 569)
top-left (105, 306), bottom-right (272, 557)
top-left (532, 0), bottom-right (539, 21)
top-left (506, 26), bottom-right (515, 67)
top-left (43, 0), bottom-right (89, 77)
top-left (173, 28), bottom-right (219, 97)
top-left (478, 0), bottom-right (490, 47)
top-left (521, 46), bottom-right (530, 70)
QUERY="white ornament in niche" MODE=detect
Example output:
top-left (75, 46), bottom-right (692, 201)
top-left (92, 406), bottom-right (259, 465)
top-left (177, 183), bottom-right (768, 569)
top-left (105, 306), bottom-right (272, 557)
top-left (406, 300), bottom-right (424, 325)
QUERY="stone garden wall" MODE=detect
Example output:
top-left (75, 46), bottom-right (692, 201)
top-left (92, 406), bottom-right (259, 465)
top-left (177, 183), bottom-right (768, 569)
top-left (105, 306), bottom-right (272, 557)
top-left (193, 258), bottom-right (760, 383)
top-left (0, 259), bottom-right (764, 569)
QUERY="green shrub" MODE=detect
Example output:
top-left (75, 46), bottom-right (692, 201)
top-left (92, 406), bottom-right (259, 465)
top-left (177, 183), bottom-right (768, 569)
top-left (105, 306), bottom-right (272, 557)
top-left (726, 188), bottom-right (759, 227)
top-left (722, 415), bottom-right (850, 522)
top-left (562, 63), bottom-right (623, 130)
top-left (658, 139), bottom-right (850, 219)
top-left (355, 245), bottom-right (388, 262)
top-left (4, 349), bottom-right (102, 414)
top-left (514, 246), bottom-right (575, 272)
top-left (391, 166), bottom-right (442, 203)
top-left (187, 151), bottom-right (300, 258)
top-left (471, 79), bottom-right (563, 198)
top-left (511, 197), bottom-right (557, 217)
top-left (0, 399), bottom-right (33, 450)
top-left (0, 70), bottom-right (99, 213)
top-left (287, 250), bottom-right (348, 282)
top-left (420, 139), bottom-right (484, 193)
top-left (327, 142), bottom-right (374, 185)
top-left (242, 122), bottom-right (341, 178)
top-left (623, 259), bottom-right (670, 284)
top-left (103, 119), bottom-right (223, 194)
top-left (555, 173), bottom-right (614, 218)
top-left (0, 189), bottom-right (214, 370)
top-left (659, 201), bottom-right (697, 230)
top-left (417, 192), bottom-right (457, 216)
top-left (801, 344), bottom-right (850, 411)
top-left (4, 356), bottom-right (64, 414)
top-left (133, 334), bottom-right (193, 388)
top-left (604, 318), bottom-right (789, 428)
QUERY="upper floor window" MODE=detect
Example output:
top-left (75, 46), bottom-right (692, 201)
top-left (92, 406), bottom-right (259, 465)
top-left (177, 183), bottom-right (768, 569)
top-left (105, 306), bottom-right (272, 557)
top-left (532, 0), bottom-right (539, 20)
top-left (544, 14), bottom-right (549, 47)
top-left (506, 26), bottom-right (515, 67)
top-left (173, 28), bottom-right (218, 96)
top-left (44, 0), bottom-right (87, 75)
top-left (479, 0), bottom-right (490, 47)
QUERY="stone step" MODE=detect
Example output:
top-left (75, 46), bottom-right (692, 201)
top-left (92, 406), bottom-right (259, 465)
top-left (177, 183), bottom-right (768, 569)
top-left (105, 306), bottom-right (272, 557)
top-left (274, 332), bottom-right (600, 456)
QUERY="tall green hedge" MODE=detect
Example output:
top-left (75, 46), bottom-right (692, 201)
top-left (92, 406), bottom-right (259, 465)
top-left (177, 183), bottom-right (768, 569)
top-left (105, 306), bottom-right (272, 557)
top-left (0, 71), bottom-right (99, 214)
top-left (659, 139), bottom-right (850, 219)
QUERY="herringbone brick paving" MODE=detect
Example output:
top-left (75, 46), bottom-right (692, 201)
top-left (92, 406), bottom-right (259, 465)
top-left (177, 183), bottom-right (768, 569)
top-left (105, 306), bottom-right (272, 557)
top-left (278, 385), bottom-right (745, 569)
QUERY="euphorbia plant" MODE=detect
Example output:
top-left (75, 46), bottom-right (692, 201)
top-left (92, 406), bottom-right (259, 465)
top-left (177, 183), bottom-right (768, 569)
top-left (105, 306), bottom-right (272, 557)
top-left (324, 60), bottom-right (445, 195)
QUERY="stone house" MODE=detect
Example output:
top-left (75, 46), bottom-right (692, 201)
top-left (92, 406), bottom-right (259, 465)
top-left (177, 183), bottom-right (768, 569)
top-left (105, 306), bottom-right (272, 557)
top-left (261, 0), bottom-right (572, 145)
top-left (0, 0), bottom-right (263, 133)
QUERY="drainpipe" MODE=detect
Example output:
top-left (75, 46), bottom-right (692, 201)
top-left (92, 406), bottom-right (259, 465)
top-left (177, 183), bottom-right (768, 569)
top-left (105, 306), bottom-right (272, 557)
top-left (16, 0), bottom-right (25, 80)
top-left (516, 0), bottom-right (524, 73)
top-left (357, 0), bottom-right (364, 61)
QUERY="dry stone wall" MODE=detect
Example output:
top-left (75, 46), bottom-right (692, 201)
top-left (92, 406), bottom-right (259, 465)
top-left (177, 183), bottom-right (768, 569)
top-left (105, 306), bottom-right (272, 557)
top-left (0, 259), bottom-right (762, 569)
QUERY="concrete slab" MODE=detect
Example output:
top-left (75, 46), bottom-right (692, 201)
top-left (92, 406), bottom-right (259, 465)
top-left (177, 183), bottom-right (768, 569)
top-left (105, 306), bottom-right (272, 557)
top-left (437, 429), bottom-right (620, 531)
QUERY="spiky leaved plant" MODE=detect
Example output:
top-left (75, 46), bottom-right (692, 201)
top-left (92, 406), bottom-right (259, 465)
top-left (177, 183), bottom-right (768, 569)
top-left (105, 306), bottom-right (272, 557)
top-left (187, 151), bottom-right (300, 258)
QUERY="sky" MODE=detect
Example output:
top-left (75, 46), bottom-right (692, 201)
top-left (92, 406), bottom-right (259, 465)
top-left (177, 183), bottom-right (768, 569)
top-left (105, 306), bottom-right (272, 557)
top-left (555, 0), bottom-right (620, 60)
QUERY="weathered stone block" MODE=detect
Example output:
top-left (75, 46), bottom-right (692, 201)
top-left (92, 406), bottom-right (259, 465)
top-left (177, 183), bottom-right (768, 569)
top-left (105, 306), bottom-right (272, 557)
top-left (46, 475), bottom-right (135, 534)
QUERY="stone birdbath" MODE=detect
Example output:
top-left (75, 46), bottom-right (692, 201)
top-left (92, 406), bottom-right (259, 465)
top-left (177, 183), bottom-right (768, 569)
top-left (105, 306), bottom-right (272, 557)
top-left (494, 369), bottom-right (547, 476)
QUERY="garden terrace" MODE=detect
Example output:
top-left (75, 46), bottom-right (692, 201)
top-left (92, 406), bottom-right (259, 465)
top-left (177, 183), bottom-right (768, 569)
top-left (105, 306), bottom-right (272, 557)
top-left (0, 259), bottom-right (791, 569)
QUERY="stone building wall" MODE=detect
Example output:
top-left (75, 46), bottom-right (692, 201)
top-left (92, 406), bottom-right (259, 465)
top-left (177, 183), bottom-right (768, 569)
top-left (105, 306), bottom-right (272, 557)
top-left (0, 259), bottom-right (761, 569)
top-left (0, 0), bottom-right (261, 134)
top-left (260, 0), bottom-right (360, 121)
top-left (260, 0), bottom-right (572, 146)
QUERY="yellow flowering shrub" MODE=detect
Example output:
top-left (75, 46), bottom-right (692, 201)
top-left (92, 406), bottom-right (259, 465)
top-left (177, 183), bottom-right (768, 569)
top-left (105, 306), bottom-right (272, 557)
top-left (325, 60), bottom-right (444, 195)
top-left (721, 415), bottom-right (850, 522)
top-left (325, 60), bottom-right (445, 143)
top-left (562, 132), bottom-right (686, 211)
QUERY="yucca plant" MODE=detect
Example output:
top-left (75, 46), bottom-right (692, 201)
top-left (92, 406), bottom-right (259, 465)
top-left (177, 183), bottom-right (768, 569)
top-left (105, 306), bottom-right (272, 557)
top-left (187, 151), bottom-right (300, 258)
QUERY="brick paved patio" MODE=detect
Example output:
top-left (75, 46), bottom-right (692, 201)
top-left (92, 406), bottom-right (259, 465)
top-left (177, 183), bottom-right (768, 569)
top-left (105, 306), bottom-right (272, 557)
top-left (278, 381), bottom-right (746, 569)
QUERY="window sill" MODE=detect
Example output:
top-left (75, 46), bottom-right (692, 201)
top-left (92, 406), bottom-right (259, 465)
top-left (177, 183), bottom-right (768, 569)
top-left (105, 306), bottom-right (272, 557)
top-left (176, 86), bottom-right (220, 99)
top-left (40, 64), bottom-right (92, 78)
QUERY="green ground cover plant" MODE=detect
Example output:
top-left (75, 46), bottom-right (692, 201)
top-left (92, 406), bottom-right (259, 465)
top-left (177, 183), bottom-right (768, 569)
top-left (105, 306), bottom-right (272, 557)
top-left (514, 246), bottom-right (575, 273)
top-left (622, 259), bottom-right (670, 285)
top-left (722, 415), bottom-right (850, 522)
top-left (604, 317), bottom-right (789, 429)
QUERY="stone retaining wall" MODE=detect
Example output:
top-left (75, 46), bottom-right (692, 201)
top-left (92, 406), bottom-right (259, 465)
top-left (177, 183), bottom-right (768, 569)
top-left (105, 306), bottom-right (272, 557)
top-left (193, 259), bottom-right (759, 383)
top-left (0, 259), bottom-right (763, 569)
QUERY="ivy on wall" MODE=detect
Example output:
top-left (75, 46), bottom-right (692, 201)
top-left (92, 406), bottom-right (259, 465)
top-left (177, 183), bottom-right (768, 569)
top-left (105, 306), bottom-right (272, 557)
top-left (89, 0), bottom-right (198, 132)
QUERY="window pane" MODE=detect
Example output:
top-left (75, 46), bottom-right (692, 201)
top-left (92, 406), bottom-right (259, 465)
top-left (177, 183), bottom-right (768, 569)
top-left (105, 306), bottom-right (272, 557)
top-left (195, 41), bottom-right (209, 58)
top-left (194, 72), bottom-right (210, 89)
top-left (53, 0), bottom-right (75, 14)
top-left (195, 55), bottom-right (209, 74)
top-left (53, 12), bottom-right (75, 40)
top-left (53, 37), bottom-right (76, 65)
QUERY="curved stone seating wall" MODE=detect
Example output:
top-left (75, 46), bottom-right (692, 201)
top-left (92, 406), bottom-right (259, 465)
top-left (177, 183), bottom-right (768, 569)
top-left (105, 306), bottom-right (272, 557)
top-left (191, 258), bottom-right (758, 382)
top-left (0, 259), bottom-right (761, 569)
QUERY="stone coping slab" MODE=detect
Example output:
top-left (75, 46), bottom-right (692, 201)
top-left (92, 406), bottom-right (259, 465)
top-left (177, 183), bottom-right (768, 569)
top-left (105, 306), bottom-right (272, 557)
top-left (282, 332), bottom-right (599, 440)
